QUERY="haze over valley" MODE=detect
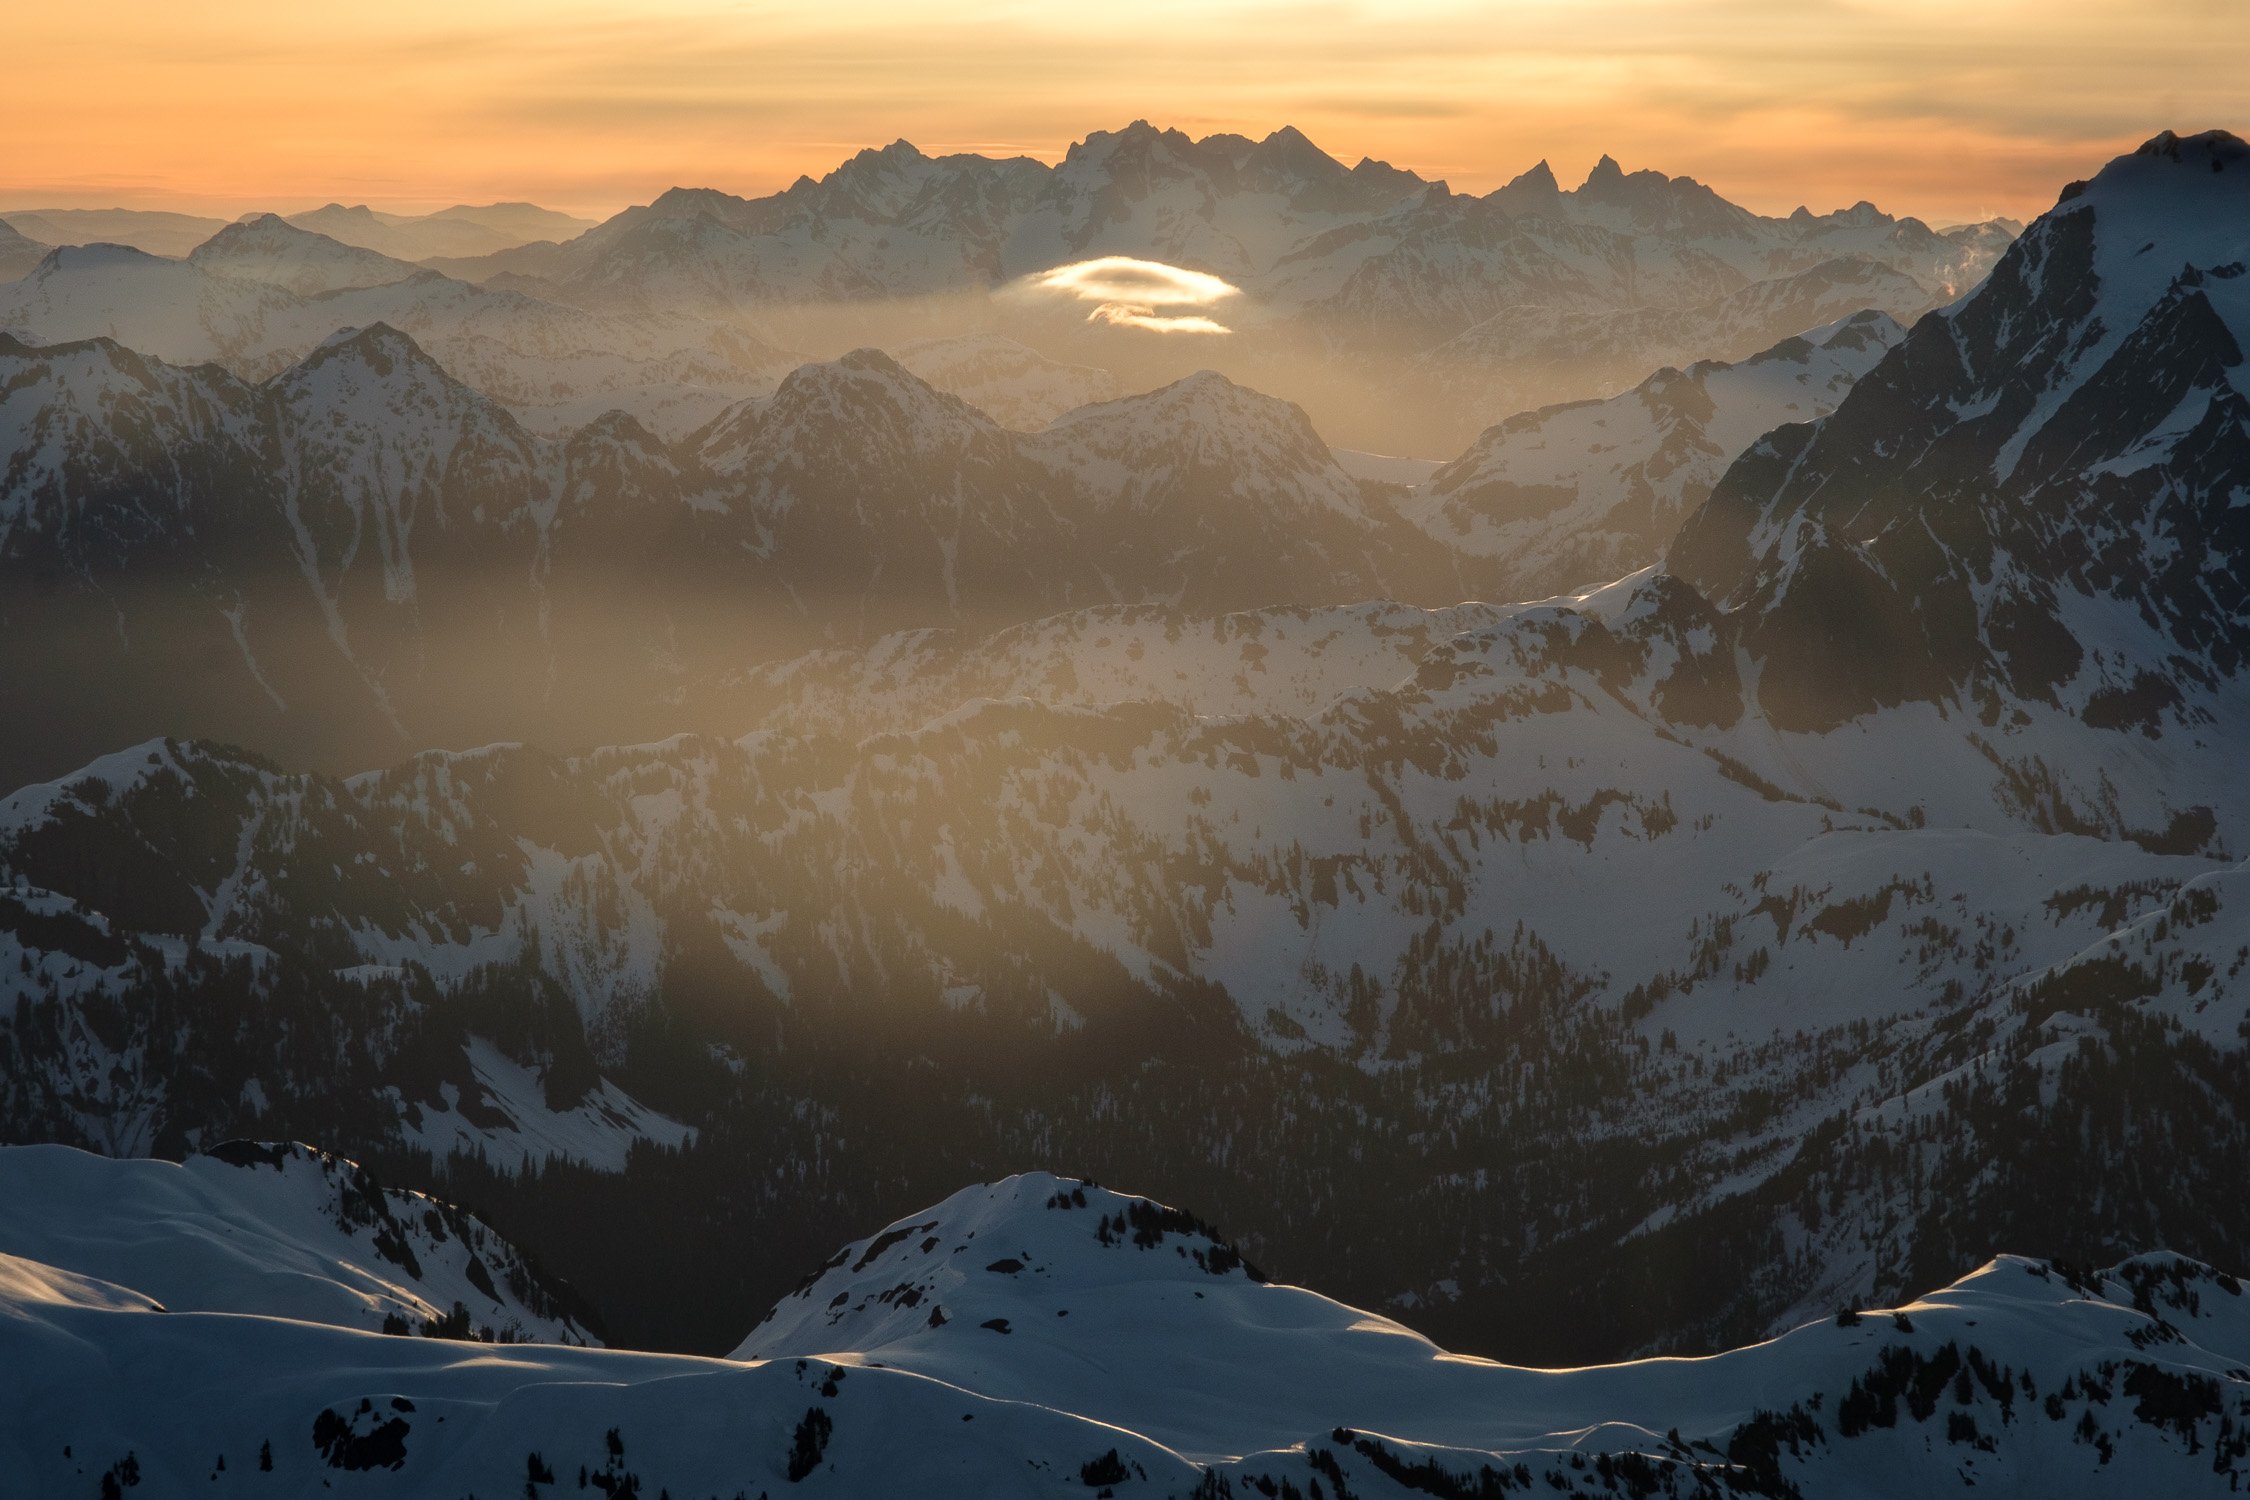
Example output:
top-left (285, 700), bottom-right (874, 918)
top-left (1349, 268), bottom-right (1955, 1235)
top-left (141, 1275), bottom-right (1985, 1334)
top-left (4, 28), bottom-right (2250, 1493)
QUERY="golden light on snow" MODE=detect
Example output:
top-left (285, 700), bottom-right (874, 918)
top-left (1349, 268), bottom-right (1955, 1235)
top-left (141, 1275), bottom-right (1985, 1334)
top-left (1020, 257), bottom-right (1242, 335)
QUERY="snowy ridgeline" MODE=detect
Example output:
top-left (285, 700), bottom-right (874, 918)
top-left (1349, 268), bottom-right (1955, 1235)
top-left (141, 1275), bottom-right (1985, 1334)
top-left (0, 1141), bottom-right (598, 1344)
top-left (6, 1161), bottom-right (2250, 1497)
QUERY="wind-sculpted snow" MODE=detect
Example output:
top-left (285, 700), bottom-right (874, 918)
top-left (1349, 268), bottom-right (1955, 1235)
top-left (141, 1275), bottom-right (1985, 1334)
top-left (7, 1165), bottom-right (2250, 1495)
top-left (0, 1141), bottom-right (599, 1342)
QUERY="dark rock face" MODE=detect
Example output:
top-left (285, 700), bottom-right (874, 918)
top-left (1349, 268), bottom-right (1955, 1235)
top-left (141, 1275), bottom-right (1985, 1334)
top-left (1672, 131), bottom-right (2250, 736)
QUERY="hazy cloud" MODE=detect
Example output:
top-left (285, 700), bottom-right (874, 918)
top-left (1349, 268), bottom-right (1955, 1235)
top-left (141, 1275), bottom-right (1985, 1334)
top-left (1018, 258), bottom-right (1242, 335)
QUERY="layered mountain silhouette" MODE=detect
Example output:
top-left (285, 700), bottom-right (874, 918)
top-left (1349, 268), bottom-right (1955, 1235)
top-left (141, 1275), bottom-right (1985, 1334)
top-left (0, 130), bottom-right (2245, 1485)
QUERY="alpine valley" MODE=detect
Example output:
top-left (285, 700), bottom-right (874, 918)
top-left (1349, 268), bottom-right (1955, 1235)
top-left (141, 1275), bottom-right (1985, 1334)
top-left (2, 122), bottom-right (2248, 1498)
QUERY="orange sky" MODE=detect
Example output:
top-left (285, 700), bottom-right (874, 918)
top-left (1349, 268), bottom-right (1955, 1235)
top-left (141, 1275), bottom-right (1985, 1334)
top-left (6, 0), bottom-right (2243, 226)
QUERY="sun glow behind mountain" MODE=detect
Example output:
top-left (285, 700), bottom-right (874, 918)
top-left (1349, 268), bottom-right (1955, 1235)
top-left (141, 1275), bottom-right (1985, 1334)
top-left (1019, 258), bottom-right (1242, 334)
top-left (7, 1), bottom-right (2245, 221)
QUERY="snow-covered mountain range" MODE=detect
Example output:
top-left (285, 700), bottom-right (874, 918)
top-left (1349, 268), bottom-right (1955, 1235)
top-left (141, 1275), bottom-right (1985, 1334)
top-left (0, 223), bottom-right (797, 437)
top-left (0, 325), bottom-right (1472, 784)
top-left (0, 202), bottom-right (595, 261)
top-left (6, 1163), bottom-right (2250, 1496)
top-left (441, 125), bottom-right (2007, 325)
top-left (402, 121), bottom-right (2015, 448)
top-left (283, 201), bottom-right (599, 261)
top-left (1, 128), bottom-right (2011, 457)
top-left (0, 126), bottom-right (2240, 1450)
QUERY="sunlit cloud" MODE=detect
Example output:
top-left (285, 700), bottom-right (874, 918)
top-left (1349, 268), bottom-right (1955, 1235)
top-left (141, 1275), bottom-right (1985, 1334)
top-left (1019, 257), bottom-right (1242, 335)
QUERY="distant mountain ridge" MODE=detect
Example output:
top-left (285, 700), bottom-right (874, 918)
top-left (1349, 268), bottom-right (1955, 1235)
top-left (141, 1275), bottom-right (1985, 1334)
top-left (3, 128), bottom-right (2012, 453)
top-left (188, 213), bottom-right (427, 295)
top-left (0, 325), bottom-right (1459, 784)
top-left (0, 202), bottom-right (595, 262)
top-left (442, 122), bottom-right (2008, 319)
top-left (281, 200), bottom-right (599, 260)
top-left (0, 224), bottom-right (798, 436)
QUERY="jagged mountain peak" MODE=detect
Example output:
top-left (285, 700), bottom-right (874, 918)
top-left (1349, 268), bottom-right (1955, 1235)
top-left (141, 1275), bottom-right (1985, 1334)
top-left (2069, 128), bottom-right (2250, 318)
top-left (1487, 158), bottom-right (1565, 217)
top-left (1243, 122), bottom-right (1344, 172)
top-left (266, 320), bottom-right (555, 576)
top-left (1410, 306), bottom-right (1905, 603)
top-left (1348, 152), bottom-right (1422, 186)
top-left (1511, 158), bottom-right (1561, 192)
top-left (556, 408), bottom-right (686, 515)
top-left (815, 138), bottom-right (944, 215)
top-left (1667, 127), bottom-right (2250, 739)
top-left (1569, 153), bottom-right (1753, 236)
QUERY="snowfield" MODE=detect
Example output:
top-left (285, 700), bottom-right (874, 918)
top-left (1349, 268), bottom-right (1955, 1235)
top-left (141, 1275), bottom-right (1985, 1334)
top-left (6, 1163), bottom-right (2250, 1496)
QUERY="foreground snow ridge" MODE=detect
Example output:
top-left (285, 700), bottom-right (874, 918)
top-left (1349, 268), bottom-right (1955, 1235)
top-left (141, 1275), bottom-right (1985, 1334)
top-left (7, 1164), bottom-right (2250, 1496)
